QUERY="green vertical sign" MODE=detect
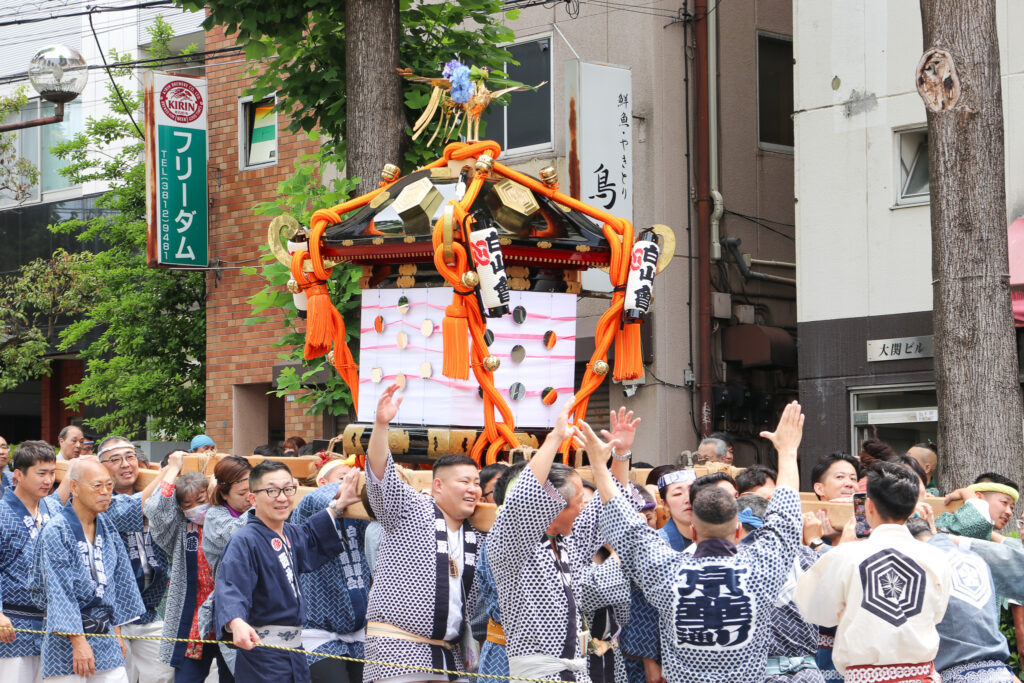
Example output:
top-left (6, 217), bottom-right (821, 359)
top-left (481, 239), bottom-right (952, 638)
top-left (157, 125), bottom-right (208, 266)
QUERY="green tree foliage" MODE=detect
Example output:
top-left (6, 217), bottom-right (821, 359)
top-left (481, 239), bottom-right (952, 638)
top-left (191, 0), bottom-right (520, 418)
top-left (0, 87), bottom-right (41, 201)
top-left (0, 17), bottom-right (205, 439)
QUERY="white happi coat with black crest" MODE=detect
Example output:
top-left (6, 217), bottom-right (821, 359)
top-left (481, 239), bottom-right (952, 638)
top-left (488, 467), bottom-right (641, 682)
top-left (363, 453), bottom-right (482, 682)
top-left (794, 523), bottom-right (952, 674)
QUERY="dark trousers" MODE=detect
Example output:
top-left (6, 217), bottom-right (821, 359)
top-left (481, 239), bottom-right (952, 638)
top-left (175, 643), bottom-right (235, 683)
top-left (310, 657), bottom-right (364, 683)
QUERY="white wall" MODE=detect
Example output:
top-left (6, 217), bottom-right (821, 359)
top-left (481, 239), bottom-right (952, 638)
top-left (795, 0), bottom-right (1024, 323)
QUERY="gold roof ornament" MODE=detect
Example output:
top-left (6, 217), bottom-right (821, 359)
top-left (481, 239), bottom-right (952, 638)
top-left (390, 177), bottom-right (444, 235)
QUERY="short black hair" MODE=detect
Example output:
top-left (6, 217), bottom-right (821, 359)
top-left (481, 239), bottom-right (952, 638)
top-left (432, 453), bottom-right (478, 477)
top-left (297, 443), bottom-right (316, 456)
top-left (906, 516), bottom-right (933, 539)
top-left (253, 444), bottom-right (285, 458)
top-left (975, 472), bottom-right (1020, 493)
top-left (893, 454), bottom-right (927, 487)
top-left (12, 440), bottom-right (56, 473)
top-left (249, 460), bottom-right (292, 488)
top-left (479, 463), bottom-right (508, 491)
top-left (866, 461), bottom-right (919, 522)
top-left (736, 465), bottom-right (777, 495)
top-left (692, 486), bottom-right (738, 525)
top-left (913, 441), bottom-right (938, 456)
top-left (689, 472), bottom-right (737, 505)
top-left (494, 461), bottom-right (529, 505)
top-left (810, 452), bottom-right (860, 486)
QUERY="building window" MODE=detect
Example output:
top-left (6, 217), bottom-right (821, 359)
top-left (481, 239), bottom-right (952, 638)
top-left (238, 96), bottom-right (277, 170)
top-left (757, 34), bottom-right (794, 151)
top-left (0, 98), bottom-right (82, 207)
top-left (480, 37), bottom-right (552, 155)
top-left (897, 128), bottom-right (929, 205)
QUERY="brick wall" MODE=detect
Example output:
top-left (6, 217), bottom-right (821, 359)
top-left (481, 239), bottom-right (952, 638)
top-left (204, 24), bottom-right (323, 452)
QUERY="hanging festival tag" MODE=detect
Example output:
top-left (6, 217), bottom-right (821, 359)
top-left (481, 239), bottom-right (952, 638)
top-left (469, 223), bottom-right (511, 318)
top-left (287, 238), bottom-right (309, 316)
top-left (623, 228), bottom-right (661, 323)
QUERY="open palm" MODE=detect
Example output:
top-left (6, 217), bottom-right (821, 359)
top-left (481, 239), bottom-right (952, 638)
top-left (601, 407), bottom-right (641, 453)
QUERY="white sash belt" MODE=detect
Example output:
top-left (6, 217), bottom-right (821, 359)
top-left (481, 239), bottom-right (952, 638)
top-left (302, 627), bottom-right (366, 652)
top-left (252, 625), bottom-right (302, 649)
top-left (508, 654), bottom-right (588, 678)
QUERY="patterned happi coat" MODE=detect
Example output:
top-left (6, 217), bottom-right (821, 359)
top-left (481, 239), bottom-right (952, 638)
top-left (0, 489), bottom-right (63, 659)
top-left (577, 555), bottom-right (631, 683)
top-left (0, 469), bottom-right (11, 496)
top-left (602, 486), bottom-right (802, 683)
top-left (32, 505), bottom-right (145, 678)
top-left (487, 468), bottom-right (640, 682)
top-left (108, 491), bottom-right (170, 625)
top-left (364, 453), bottom-right (483, 682)
top-left (764, 544), bottom-right (824, 683)
top-left (290, 481), bottom-right (370, 664)
top-left (145, 481), bottom-right (213, 668)
top-left (476, 539), bottom-right (508, 683)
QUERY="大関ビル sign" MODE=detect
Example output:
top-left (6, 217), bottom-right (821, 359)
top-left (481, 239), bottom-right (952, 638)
top-left (144, 71), bottom-right (208, 267)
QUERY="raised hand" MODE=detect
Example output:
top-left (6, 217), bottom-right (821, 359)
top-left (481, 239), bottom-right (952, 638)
top-left (549, 395), bottom-right (577, 444)
top-left (759, 401), bottom-right (804, 455)
top-left (374, 383), bottom-right (404, 426)
top-left (166, 451), bottom-right (186, 471)
top-left (601, 407), bottom-right (641, 455)
top-left (333, 468), bottom-right (361, 512)
top-left (575, 420), bottom-right (622, 473)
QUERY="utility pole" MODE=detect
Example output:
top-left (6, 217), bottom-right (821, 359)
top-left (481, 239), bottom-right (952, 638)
top-left (917, 0), bottom-right (1024, 490)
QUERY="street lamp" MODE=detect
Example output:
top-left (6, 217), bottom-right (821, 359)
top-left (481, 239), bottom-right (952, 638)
top-left (0, 45), bottom-right (88, 133)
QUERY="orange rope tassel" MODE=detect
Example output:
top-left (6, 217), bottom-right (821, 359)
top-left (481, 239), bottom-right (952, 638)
top-left (303, 281), bottom-right (345, 360)
top-left (614, 324), bottom-right (644, 381)
top-left (442, 303), bottom-right (471, 380)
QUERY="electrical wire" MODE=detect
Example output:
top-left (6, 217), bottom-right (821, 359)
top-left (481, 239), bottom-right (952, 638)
top-left (723, 209), bottom-right (794, 241)
top-left (0, 1), bottom-right (174, 28)
top-left (89, 10), bottom-right (142, 138)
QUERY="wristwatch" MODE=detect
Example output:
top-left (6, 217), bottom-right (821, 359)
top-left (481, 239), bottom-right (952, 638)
top-left (808, 538), bottom-right (826, 550)
top-left (611, 449), bottom-right (632, 462)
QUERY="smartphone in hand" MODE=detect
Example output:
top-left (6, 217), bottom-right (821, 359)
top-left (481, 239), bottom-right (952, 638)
top-left (853, 492), bottom-right (871, 538)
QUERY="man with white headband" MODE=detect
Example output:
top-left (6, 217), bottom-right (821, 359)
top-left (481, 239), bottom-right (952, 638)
top-left (938, 473), bottom-right (1019, 540)
top-left (96, 437), bottom-right (172, 683)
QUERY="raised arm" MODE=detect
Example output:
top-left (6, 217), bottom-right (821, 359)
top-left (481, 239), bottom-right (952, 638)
top-left (528, 398), bottom-right (577, 486)
top-left (759, 401), bottom-right (804, 491)
top-left (368, 383), bottom-right (403, 480)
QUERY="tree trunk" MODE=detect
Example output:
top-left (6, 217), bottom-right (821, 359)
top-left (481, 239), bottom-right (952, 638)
top-left (345, 0), bottom-right (405, 195)
top-left (918, 0), bottom-right (1024, 491)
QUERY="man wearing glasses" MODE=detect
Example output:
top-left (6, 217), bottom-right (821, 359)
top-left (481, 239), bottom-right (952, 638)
top-left (32, 457), bottom-right (144, 682)
top-left (97, 437), bottom-right (173, 683)
top-left (215, 459), bottom-right (361, 683)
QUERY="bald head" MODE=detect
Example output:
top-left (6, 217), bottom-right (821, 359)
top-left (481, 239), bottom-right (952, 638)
top-left (70, 456), bottom-right (107, 482)
top-left (906, 446), bottom-right (937, 478)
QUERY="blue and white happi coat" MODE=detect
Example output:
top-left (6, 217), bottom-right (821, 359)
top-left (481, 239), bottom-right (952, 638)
top-left (32, 505), bottom-right (145, 678)
top-left (577, 555), bottom-right (631, 683)
top-left (926, 534), bottom-right (1012, 681)
top-left (0, 488), bottom-right (63, 659)
top-left (764, 543), bottom-right (824, 682)
top-left (0, 469), bottom-right (11, 496)
top-left (364, 453), bottom-right (483, 682)
top-left (477, 539), bottom-right (508, 683)
top-left (601, 486), bottom-right (802, 683)
top-left (215, 508), bottom-right (345, 683)
top-left (487, 467), bottom-right (641, 682)
top-left (109, 491), bottom-right (169, 625)
top-left (290, 481), bottom-right (369, 664)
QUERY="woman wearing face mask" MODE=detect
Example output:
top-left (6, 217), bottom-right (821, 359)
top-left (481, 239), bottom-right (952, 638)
top-left (144, 452), bottom-right (234, 682)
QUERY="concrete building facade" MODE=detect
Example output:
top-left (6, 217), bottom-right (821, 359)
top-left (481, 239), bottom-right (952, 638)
top-left (794, 1), bottom-right (1024, 464)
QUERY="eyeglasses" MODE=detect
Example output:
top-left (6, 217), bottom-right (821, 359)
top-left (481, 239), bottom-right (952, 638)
top-left (100, 452), bottom-right (137, 466)
top-left (253, 485), bottom-right (298, 498)
top-left (85, 481), bottom-right (115, 492)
